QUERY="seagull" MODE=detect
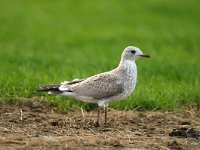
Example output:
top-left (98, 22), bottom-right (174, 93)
top-left (35, 46), bottom-right (150, 126)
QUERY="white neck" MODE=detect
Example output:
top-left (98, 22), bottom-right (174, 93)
top-left (118, 58), bottom-right (137, 73)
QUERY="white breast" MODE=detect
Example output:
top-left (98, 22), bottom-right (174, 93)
top-left (108, 60), bottom-right (137, 102)
top-left (122, 60), bottom-right (137, 98)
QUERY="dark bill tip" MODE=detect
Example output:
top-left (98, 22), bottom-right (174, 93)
top-left (139, 54), bottom-right (150, 58)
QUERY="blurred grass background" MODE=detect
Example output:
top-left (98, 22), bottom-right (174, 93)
top-left (0, 0), bottom-right (200, 111)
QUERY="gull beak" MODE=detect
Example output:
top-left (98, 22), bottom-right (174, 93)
top-left (139, 54), bottom-right (150, 58)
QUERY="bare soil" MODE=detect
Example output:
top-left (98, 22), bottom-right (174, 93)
top-left (0, 99), bottom-right (200, 150)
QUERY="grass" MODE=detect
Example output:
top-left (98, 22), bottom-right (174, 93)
top-left (0, 0), bottom-right (200, 111)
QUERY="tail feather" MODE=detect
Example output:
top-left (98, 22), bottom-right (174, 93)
top-left (35, 83), bottom-right (73, 94)
top-left (35, 88), bottom-right (61, 93)
top-left (35, 83), bottom-right (62, 94)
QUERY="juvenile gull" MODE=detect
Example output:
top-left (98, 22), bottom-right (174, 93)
top-left (35, 46), bottom-right (150, 126)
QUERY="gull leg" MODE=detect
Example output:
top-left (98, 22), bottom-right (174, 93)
top-left (104, 106), bottom-right (108, 125)
top-left (96, 106), bottom-right (100, 127)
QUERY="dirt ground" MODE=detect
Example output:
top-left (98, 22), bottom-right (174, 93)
top-left (0, 99), bottom-right (200, 150)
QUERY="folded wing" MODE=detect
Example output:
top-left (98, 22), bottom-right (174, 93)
top-left (63, 73), bottom-right (124, 100)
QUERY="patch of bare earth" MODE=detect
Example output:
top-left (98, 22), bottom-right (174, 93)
top-left (0, 99), bottom-right (200, 150)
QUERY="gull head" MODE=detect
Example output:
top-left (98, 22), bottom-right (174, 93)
top-left (122, 46), bottom-right (150, 61)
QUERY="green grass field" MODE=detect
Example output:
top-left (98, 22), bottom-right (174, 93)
top-left (0, 0), bottom-right (200, 111)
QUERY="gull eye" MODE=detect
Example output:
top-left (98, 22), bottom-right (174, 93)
top-left (130, 50), bottom-right (136, 54)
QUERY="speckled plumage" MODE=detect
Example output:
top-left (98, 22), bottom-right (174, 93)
top-left (58, 50), bottom-right (138, 107)
top-left (36, 46), bottom-right (150, 125)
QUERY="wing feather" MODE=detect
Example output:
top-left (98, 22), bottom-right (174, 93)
top-left (69, 73), bottom-right (124, 99)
